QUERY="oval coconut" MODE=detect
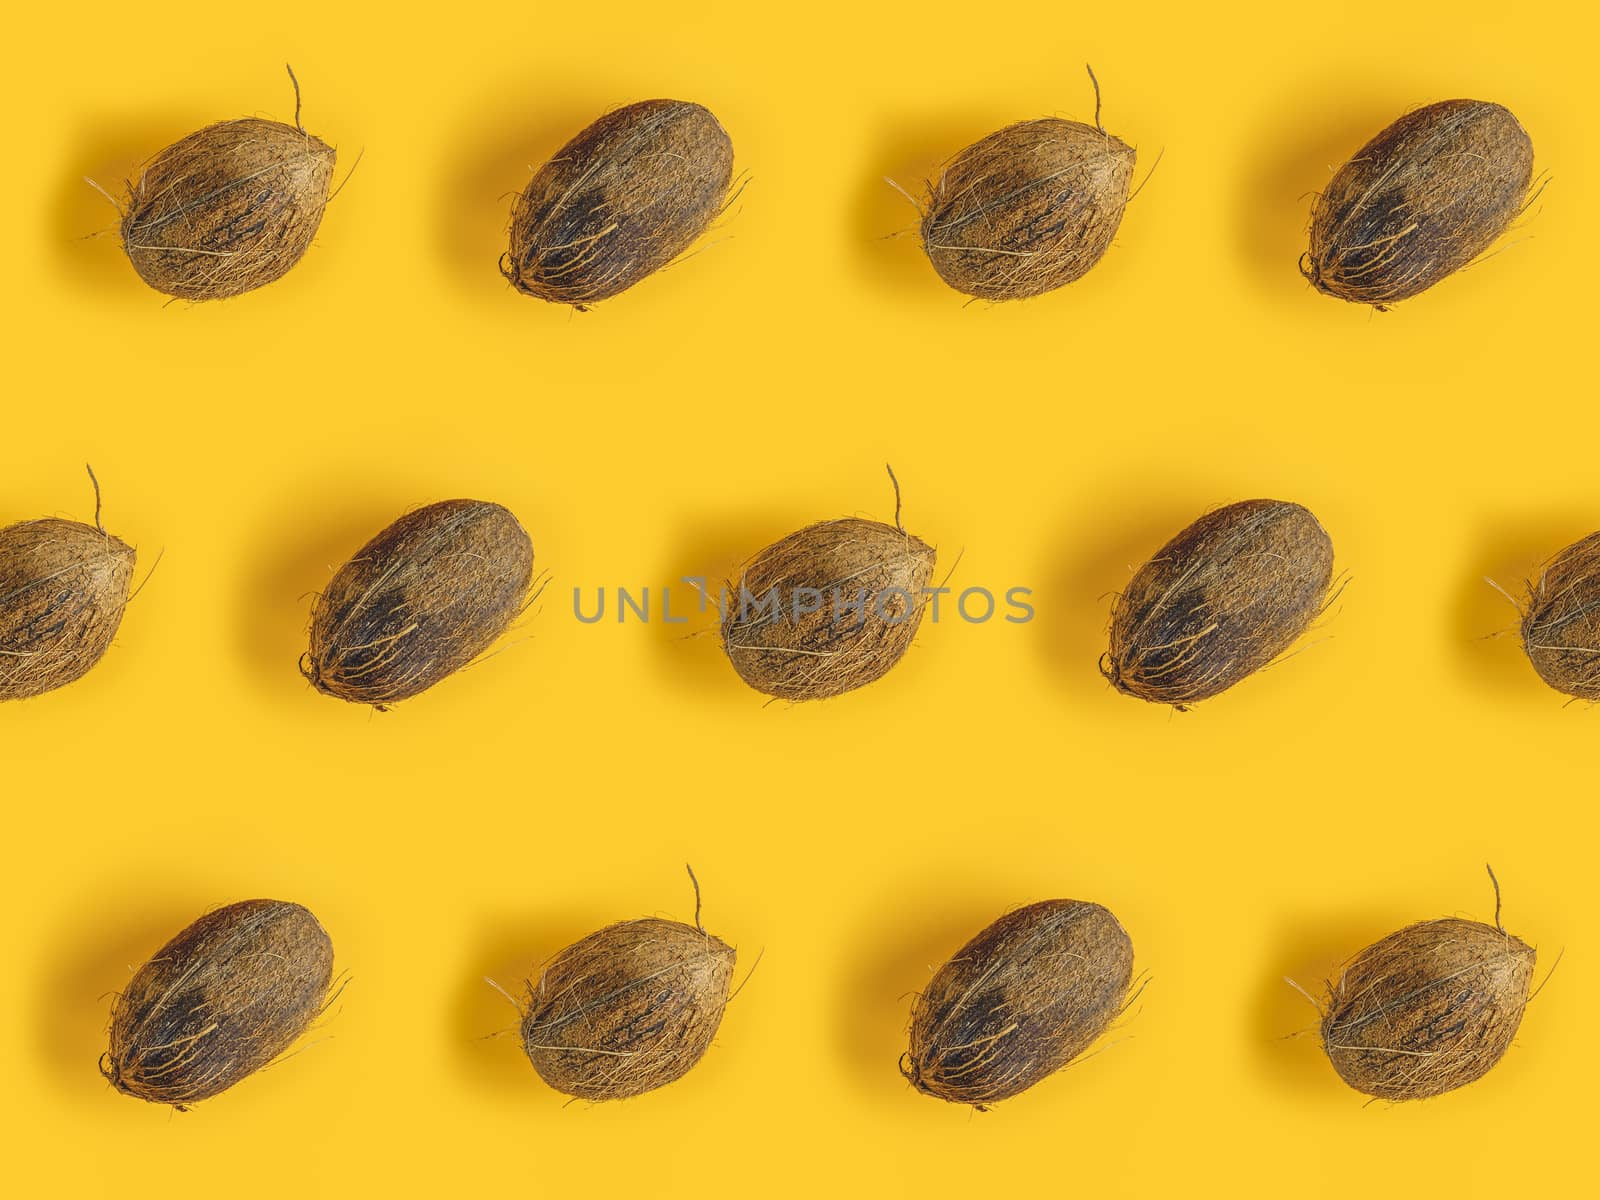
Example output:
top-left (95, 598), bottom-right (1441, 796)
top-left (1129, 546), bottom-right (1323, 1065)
top-left (1520, 530), bottom-right (1600, 700)
top-left (1304, 100), bottom-right (1534, 308)
top-left (120, 72), bottom-right (336, 300)
top-left (722, 478), bottom-right (934, 701)
top-left (103, 899), bottom-right (335, 1108)
top-left (904, 900), bottom-right (1134, 1108)
top-left (502, 99), bottom-right (735, 308)
top-left (0, 474), bottom-right (135, 701)
top-left (1321, 891), bottom-right (1535, 1100)
top-left (303, 499), bottom-right (535, 709)
top-left (520, 883), bottom-right (736, 1100)
top-left (1103, 499), bottom-right (1334, 709)
top-left (919, 72), bottom-right (1135, 300)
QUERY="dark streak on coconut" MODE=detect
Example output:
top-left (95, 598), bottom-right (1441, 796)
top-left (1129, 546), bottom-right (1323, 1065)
top-left (119, 67), bottom-right (337, 301)
top-left (520, 868), bottom-right (737, 1101)
top-left (0, 467), bottom-right (135, 701)
top-left (103, 899), bottom-right (336, 1109)
top-left (502, 99), bottom-right (736, 309)
top-left (1518, 529), bottom-right (1600, 700)
top-left (1102, 499), bottom-right (1335, 709)
top-left (1303, 100), bottom-right (1535, 308)
top-left (303, 499), bottom-right (537, 709)
top-left (903, 899), bottom-right (1135, 1108)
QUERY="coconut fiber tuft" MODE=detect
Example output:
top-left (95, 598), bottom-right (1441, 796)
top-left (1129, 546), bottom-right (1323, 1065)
top-left (1102, 499), bottom-right (1335, 708)
top-left (1319, 871), bottom-right (1536, 1101)
top-left (303, 499), bottom-right (536, 709)
top-left (1303, 100), bottom-right (1534, 308)
top-left (502, 99), bottom-right (735, 308)
top-left (520, 869), bottom-right (737, 1101)
top-left (119, 68), bottom-right (336, 301)
top-left (103, 899), bottom-right (335, 1108)
top-left (904, 900), bottom-right (1134, 1108)
top-left (1519, 529), bottom-right (1600, 700)
top-left (0, 468), bottom-right (135, 701)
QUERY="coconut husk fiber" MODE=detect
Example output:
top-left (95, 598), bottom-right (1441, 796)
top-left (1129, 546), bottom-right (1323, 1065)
top-left (519, 869), bottom-right (736, 1101)
top-left (721, 469), bottom-right (935, 701)
top-left (502, 99), bottom-right (735, 309)
top-left (118, 67), bottom-right (336, 301)
top-left (917, 67), bottom-right (1136, 301)
top-left (1102, 499), bottom-right (1335, 709)
top-left (303, 499), bottom-right (536, 709)
top-left (0, 467), bottom-right (135, 701)
top-left (1303, 99), bottom-right (1534, 308)
top-left (103, 899), bottom-right (335, 1109)
top-left (1519, 530), bottom-right (1600, 700)
top-left (1318, 870), bottom-right (1536, 1101)
top-left (903, 899), bottom-right (1135, 1109)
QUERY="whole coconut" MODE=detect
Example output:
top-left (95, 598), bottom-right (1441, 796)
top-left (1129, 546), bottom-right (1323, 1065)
top-left (502, 99), bottom-right (735, 308)
top-left (1319, 870), bottom-right (1536, 1100)
top-left (1102, 499), bottom-right (1335, 709)
top-left (0, 468), bottom-right (136, 701)
top-left (721, 469), bottom-right (935, 701)
top-left (904, 899), bottom-right (1135, 1108)
top-left (520, 869), bottom-right (737, 1100)
top-left (103, 899), bottom-right (336, 1108)
top-left (1303, 100), bottom-right (1535, 308)
top-left (303, 499), bottom-right (536, 709)
top-left (118, 68), bottom-right (337, 301)
top-left (918, 68), bottom-right (1137, 301)
top-left (1519, 530), bottom-right (1600, 700)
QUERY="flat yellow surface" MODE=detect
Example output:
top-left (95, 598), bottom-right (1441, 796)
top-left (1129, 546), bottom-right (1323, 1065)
top-left (3, 2), bottom-right (1594, 1195)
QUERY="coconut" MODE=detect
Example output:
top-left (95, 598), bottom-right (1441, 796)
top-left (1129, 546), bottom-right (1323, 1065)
top-left (502, 99), bottom-right (735, 309)
top-left (0, 468), bottom-right (135, 701)
top-left (1102, 499), bottom-right (1335, 709)
top-left (1519, 530), bottom-right (1600, 700)
top-left (118, 68), bottom-right (336, 300)
top-left (917, 68), bottom-right (1136, 301)
top-left (103, 899), bottom-right (335, 1108)
top-left (721, 469), bottom-right (934, 701)
top-left (303, 499), bottom-right (536, 709)
top-left (903, 899), bottom-right (1134, 1108)
top-left (520, 869), bottom-right (736, 1100)
top-left (1319, 871), bottom-right (1536, 1100)
top-left (1303, 100), bottom-right (1535, 308)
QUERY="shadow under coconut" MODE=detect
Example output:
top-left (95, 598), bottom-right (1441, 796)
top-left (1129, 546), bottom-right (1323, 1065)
top-left (1453, 512), bottom-right (1597, 700)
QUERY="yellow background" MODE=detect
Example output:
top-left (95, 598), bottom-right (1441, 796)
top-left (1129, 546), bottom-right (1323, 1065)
top-left (4, 1), bottom-right (1594, 1195)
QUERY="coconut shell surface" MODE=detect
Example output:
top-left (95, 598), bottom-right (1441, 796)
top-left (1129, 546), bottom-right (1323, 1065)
top-left (502, 99), bottom-right (734, 308)
top-left (103, 899), bottom-right (335, 1108)
top-left (303, 499), bottom-right (535, 708)
top-left (904, 900), bottom-right (1134, 1108)
top-left (1103, 499), bottom-right (1334, 708)
top-left (521, 916), bottom-right (736, 1100)
top-left (1321, 915), bottom-right (1535, 1101)
top-left (0, 506), bottom-right (135, 701)
top-left (1520, 530), bottom-right (1600, 700)
top-left (121, 100), bottom-right (336, 300)
top-left (722, 514), bottom-right (935, 701)
top-left (1303, 100), bottom-right (1534, 307)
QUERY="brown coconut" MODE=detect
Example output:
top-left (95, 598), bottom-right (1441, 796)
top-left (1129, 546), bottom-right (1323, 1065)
top-left (303, 499), bottom-right (536, 709)
top-left (0, 468), bottom-right (135, 701)
top-left (1102, 499), bottom-right (1335, 709)
top-left (918, 68), bottom-right (1136, 301)
top-left (103, 899), bottom-right (335, 1108)
top-left (502, 99), bottom-right (735, 309)
top-left (118, 68), bottom-right (336, 300)
top-left (520, 870), bottom-right (736, 1101)
top-left (904, 899), bottom-right (1135, 1108)
top-left (1319, 871), bottom-right (1536, 1101)
top-left (1303, 100), bottom-right (1535, 308)
top-left (1519, 530), bottom-right (1600, 700)
top-left (721, 470), bottom-right (935, 701)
